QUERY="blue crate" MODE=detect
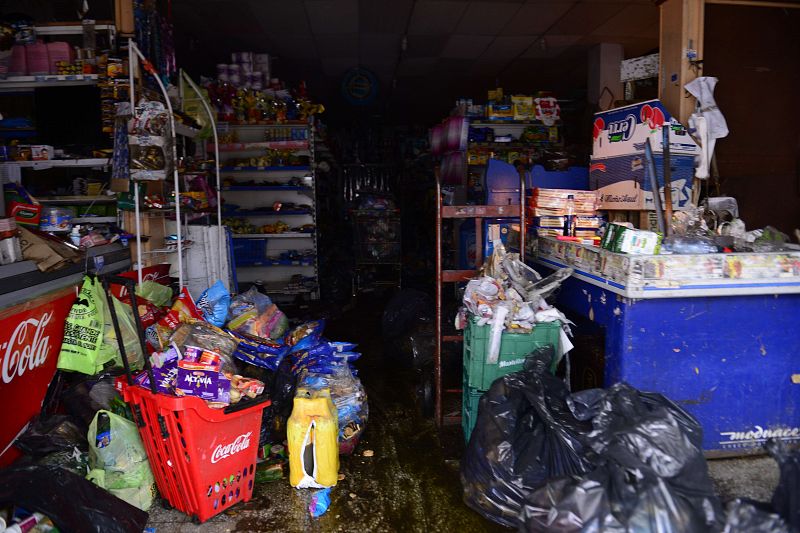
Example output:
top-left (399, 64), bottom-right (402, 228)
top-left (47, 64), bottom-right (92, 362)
top-left (232, 239), bottom-right (267, 266)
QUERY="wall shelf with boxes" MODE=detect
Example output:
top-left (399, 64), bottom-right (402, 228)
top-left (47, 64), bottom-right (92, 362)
top-left (217, 122), bottom-right (319, 300)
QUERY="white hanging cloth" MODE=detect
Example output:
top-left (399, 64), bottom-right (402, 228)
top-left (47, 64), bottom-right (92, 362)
top-left (685, 77), bottom-right (729, 180)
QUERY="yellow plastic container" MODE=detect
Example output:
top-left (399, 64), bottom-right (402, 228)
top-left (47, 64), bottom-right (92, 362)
top-left (287, 387), bottom-right (339, 488)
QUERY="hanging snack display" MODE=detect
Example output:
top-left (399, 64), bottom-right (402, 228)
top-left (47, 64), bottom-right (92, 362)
top-left (128, 101), bottom-right (173, 181)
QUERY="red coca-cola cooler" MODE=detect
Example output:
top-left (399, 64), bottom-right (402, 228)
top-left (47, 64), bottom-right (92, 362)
top-left (0, 286), bottom-right (75, 467)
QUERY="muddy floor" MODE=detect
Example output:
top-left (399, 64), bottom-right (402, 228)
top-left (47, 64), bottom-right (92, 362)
top-left (146, 295), bottom-right (780, 532)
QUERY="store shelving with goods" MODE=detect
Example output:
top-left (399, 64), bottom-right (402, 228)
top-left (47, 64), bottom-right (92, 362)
top-left (218, 122), bottom-right (319, 299)
top-left (0, 21), bottom-right (117, 93)
top-left (0, 74), bottom-right (100, 92)
top-left (120, 44), bottom-right (228, 294)
top-left (0, 159), bottom-right (110, 171)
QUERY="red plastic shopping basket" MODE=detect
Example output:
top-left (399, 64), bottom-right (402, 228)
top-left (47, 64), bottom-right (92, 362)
top-left (103, 275), bottom-right (270, 523)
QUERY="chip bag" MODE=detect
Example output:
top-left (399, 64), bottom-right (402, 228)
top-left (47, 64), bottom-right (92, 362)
top-left (148, 288), bottom-right (203, 350)
top-left (196, 280), bottom-right (231, 327)
top-left (285, 320), bottom-right (325, 353)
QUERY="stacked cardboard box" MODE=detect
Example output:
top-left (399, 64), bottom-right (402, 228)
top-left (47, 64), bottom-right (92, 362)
top-left (527, 188), bottom-right (601, 238)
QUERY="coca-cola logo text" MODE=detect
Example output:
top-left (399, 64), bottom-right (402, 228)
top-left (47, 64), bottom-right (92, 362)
top-left (211, 432), bottom-right (252, 464)
top-left (1, 312), bottom-right (53, 384)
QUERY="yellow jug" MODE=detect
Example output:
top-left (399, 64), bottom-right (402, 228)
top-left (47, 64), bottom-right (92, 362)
top-left (287, 387), bottom-right (339, 488)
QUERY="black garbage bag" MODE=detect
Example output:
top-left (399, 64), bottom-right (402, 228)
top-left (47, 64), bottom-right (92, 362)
top-left (722, 498), bottom-right (792, 533)
top-left (14, 415), bottom-right (87, 457)
top-left (573, 383), bottom-right (721, 518)
top-left (0, 463), bottom-right (148, 533)
top-left (460, 350), bottom-right (593, 528)
top-left (521, 457), bottom-right (715, 533)
top-left (381, 289), bottom-right (433, 338)
top-left (567, 386), bottom-right (704, 451)
top-left (521, 382), bottom-right (723, 532)
top-left (259, 355), bottom-right (297, 446)
top-left (36, 448), bottom-right (91, 476)
top-left (767, 438), bottom-right (800, 530)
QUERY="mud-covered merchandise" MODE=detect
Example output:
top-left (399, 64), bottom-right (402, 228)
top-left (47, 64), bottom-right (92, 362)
top-left (1, 274), bottom-right (368, 528)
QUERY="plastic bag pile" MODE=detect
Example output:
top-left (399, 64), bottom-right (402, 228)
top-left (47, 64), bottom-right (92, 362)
top-left (461, 349), bottom-right (724, 532)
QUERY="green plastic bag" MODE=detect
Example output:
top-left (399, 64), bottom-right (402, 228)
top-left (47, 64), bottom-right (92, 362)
top-left (136, 280), bottom-right (173, 308)
top-left (87, 410), bottom-right (156, 511)
top-left (57, 276), bottom-right (116, 375)
top-left (99, 296), bottom-right (144, 372)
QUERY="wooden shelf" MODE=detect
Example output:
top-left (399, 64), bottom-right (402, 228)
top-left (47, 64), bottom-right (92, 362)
top-left (441, 205), bottom-right (520, 219)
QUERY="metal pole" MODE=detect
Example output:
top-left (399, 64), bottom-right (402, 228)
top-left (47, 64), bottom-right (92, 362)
top-left (434, 165), bottom-right (443, 428)
top-left (128, 39), bottom-right (142, 287)
top-left (661, 125), bottom-right (673, 236)
top-left (645, 139), bottom-right (667, 235)
top-left (516, 163), bottom-right (527, 262)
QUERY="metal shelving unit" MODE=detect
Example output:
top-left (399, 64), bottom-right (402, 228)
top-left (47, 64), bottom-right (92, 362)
top-left (433, 165), bottom-right (527, 428)
top-left (0, 158), bottom-right (110, 168)
top-left (0, 74), bottom-right (99, 92)
top-left (219, 122), bottom-right (319, 300)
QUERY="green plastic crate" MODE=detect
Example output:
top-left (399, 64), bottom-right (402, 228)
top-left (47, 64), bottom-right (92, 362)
top-left (463, 318), bottom-right (561, 390)
top-left (462, 375), bottom-right (483, 443)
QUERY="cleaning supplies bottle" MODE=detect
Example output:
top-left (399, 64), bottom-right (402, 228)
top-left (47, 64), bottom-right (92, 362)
top-left (287, 387), bottom-right (339, 488)
top-left (70, 225), bottom-right (82, 246)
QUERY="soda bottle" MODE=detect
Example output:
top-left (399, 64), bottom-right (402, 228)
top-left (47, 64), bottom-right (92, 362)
top-left (96, 411), bottom-right (111, 449)
top-left (563, 194), bottom-right (576, 237)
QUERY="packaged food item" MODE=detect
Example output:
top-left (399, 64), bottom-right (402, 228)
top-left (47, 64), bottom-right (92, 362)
top-left (285, 320), bottom-right (325, 353)
top-left (134, 364), bottom-right (178, 395)
top-left (173, 287), bottom-right (202, 321)
top-left (169, 321), bottom-right (239, 374)
top-left (230, 331), bottom-right (289, 371)
top-left (175, 367), bottom-right (223, 401)
top-left (148, 289), bottom-right (204, 350)
top-left (232, 375), bottom-right (265, 398)
top-left (196, 280), bottom-right (231, 327)
top-left (39, 206), bottom-right (73, 233)
top-left (512, 95), bottom-right (534, 121)
top-left (179, 345), bottom-right (222, 370)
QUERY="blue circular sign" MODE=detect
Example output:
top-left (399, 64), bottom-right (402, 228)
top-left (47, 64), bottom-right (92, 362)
top-left (341, 68), bottom-right (378, 106)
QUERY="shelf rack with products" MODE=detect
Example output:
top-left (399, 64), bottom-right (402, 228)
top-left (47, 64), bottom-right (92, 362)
top-left (214, 123), bottom-right (319, 300)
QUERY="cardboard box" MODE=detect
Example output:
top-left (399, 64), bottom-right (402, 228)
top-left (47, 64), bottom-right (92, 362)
top-left (591, 99), bottom-right (698, 210)
top-left (487, 103), bottom-right (514, 121)
top-left (30, 145), bottom-right (53, 161)
top-left (591, 100), bottom-right (699, 159)
top-left (511, 95), bottom-right (534, 121)
top-left (8, 201), bottom-right (42, 227)
top-left (590, 153), bottom-right (694, 210)
top-left (175, 367), bottom-right (222, 400)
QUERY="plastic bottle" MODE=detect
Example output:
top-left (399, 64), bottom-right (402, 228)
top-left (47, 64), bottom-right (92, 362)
top-left (287, 388), bottom-right (339, 488)
top-left (3, 513), bottom-right (44, 533)
top-left (253, 279), bottom-right (266, 294)
top-left (563, 194), bottom-right (576, 237)
top-left (70, 225), bottom-right (82, 246)
top-left (95, 411), bottom-right (111, 449)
